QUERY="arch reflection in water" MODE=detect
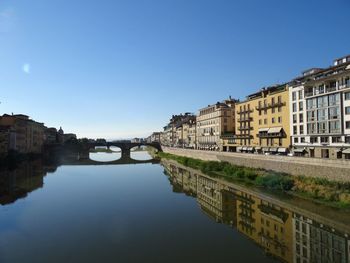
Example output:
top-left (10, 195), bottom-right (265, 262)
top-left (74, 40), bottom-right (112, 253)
top-left (89, 152), bottom-right (122, 162)
top-left (162, 159), bottom-right (350, 263)
top-left (130, 146), bottom-right (154, 161)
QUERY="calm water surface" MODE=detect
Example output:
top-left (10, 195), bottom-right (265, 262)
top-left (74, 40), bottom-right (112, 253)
top-left (0, 151), bottom-right (349, 263)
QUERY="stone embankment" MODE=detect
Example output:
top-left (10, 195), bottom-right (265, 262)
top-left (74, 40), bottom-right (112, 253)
top-left (162, 147), bottom-right (350, 182)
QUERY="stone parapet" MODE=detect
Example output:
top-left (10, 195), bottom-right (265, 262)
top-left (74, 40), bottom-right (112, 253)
top-left (162, 147), bottom-right (350, 182)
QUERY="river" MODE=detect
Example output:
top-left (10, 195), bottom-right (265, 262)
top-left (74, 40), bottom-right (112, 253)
top-left (0, 151), bottom-right (349, 263)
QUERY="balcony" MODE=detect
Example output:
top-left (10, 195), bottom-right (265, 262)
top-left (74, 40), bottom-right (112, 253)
top-left (339, 83), bottom-right (350, 89)
top-left (237, 116), bottom-right (253, 122)
top-left (234, 134), bottom-right (253, 139)
top-left (255, 104), bottom-right (268, 110)
top-left (238, 126), bottom-right (253, 131)
top-left (268, 101), bottom-right (285, 108)
top-left (257, 132), bottom-right (284, 138)
top-left (237, 109), bottom-right (253, 114)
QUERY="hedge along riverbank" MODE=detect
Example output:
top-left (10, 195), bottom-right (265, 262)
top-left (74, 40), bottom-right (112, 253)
top-left (156, 152), bottom-right (350, 209)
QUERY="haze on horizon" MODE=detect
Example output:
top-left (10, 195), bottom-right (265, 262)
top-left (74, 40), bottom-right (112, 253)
top-left (1, 0), bottom-right (349, 139)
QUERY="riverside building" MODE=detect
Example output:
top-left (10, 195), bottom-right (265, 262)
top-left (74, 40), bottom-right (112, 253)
top-left (196, 97), bottom-right (237, 151)
top-left (291, 55), bottom-right (350, 159)
top-left (233, 84), bottom-right (291, 154)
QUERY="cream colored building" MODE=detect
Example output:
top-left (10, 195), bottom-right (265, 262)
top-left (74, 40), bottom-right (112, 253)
top-left (196, 97), bottom-right (237, 151)
top-left (0, 114), bottom-right (45, 154)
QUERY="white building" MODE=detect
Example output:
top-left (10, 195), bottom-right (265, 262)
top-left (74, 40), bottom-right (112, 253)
top-left (289, 55), bottom-right (350, 159)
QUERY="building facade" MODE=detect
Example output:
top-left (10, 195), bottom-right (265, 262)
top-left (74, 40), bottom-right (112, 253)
top-left (196, 97), bottom-right (237, 151)
top-left (291, 55), bottom-right (350, 159)
top-left (233, 84), bottom-right (291, 154)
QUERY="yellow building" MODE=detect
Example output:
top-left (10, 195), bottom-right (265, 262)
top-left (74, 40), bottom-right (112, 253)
top-left (235, 190), bottom-right (294, 263)
top-left (232, 84), bottom-right (291, 154)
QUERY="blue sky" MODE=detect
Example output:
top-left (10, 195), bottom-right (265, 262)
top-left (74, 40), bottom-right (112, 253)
top-left (0, 0), bottom-right (349, 139)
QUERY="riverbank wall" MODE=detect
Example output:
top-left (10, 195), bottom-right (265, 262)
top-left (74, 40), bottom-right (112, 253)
top-left (162, 147), bottom-right (350, 182)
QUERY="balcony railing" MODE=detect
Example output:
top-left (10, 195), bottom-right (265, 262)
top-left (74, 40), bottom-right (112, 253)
top-left (238, 126), bottom-right (253, 131)
top-left (255, 104), bottom-right (268, 110)
top-left (234, 134), bottom-right (253, 139)
top-left (257, 132), bottom-right (284, 138)
top-left (237, 109), bottom-right (253, 114)
top-left (268, 101), bottom-right (285, 108)
top-left (305, 92), bottom-right (314, 98)
top-left (237, 117), bottom-right (253, 122)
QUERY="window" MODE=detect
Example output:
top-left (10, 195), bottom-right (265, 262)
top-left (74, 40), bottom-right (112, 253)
top-left (301, 137), bottom-right (305, 143)
top-left (271, 97), bottom-right (275, 106)
top-left (292, 92), bottom-right (297, 101)
top-left (317, 109), bottom-right (327, 121)
top-left (306, 99), bottom-right (316, 109)
top-left (329, 107), bottom-right (340, 119)
top-left (346, 106), bottom-right (350, 115)
top-left (346, 137), bottom-right (350, 143)
top-left (293, 126), bottom-right (298, 135)
top-left (310, 136), bottom-right (318, 143)
top-left (329, 121), bottom-right (340, 133)
top-left (293, 114), bottom-right (297, 123)
top-left (278, 96), bottom-right (282, 103)
top-left (278, 107), bottom-right (282, 112)
top-left (299, 101), bottom-right (303, 111)
top-left (298, 90), bottom-right (303, 100)
top-left (318, 122), bottom-right (328, 134)
top-left (320, 136), bottom-right (329, 143)
top-left (332, 136), bottom-right (341, 143)
top-left (329, 93), bottom-right (340, 106)
top-left (293, 103), bottom-right (297, 112)
top-left (300, 125), bottom-right (304, 134)
top-left (264, 119), bottom-right (267, 124)
top-left (272, 117), bottom-right (275, 123)
top-left (259, 119), bottom-right (262, 125)
top-left (345, 92), bottom-right (350, 100)
top-left (272, 107), bottom-right (275, 113)
top-left (346, 121), bottom-right (350, 129)
top-left (317, 96), bottom-right (327, 107)
top-left (278, 116), bottom-right (282, 123)
top-left (294, 137), bottom-right (298, 143)
top-left (308, 123), bottom-right (317, 134)
top-left (307, 111), bottom-right (316, 122)
top-left (224, 118), bottom-right (227, 123)
top-left (299, 113), bottom-right (303, 123)
top-left (318, 84), bottom-right (325, 94)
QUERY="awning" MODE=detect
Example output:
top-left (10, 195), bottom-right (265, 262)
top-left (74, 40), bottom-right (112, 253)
top-left (278, 148), bottom-right (287, 153)
top-left (335, 149), bottom-right (342, 153)
top-left (270, 147), bottom-right (278, 152)
top-left (309, 147), bottom-right (315, 150)
top-left (268, 127), bottom-right (283, 134)
top-left (342, 148), bottom-right (350, 154)
top-left (255, 146), bottom-right (262, 150)
top-left (262, 147), bottom-right (269, 151)
top-left (258, 128), bottom-right (269, 132)
top-left (242, 146), bottom-right (248, 151)
top-left (247, 147), bottom-right (254, 151)
top-left (293, 148), bottom-right (305, 153)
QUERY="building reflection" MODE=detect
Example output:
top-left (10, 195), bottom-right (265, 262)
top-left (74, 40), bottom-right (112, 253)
top-left (162, 159), bottom-right (350, 263)
top-left (0, 159), bottom-right (59, 205)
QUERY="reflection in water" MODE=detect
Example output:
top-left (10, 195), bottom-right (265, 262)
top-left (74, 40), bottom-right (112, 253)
top-left (89, 152), bottom-right (122, 162)
top-left (0, 159), bottom-right (57, 205)
top-left (0, 155), bottom-right (349, 263)
top-left (162, 159), bottom-right (350, 263)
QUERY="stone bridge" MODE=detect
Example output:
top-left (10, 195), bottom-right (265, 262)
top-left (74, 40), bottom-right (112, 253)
top-left (63, 155), bottom-right (161, 166)
top-left (87, 141), bottom-right (162, 157)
